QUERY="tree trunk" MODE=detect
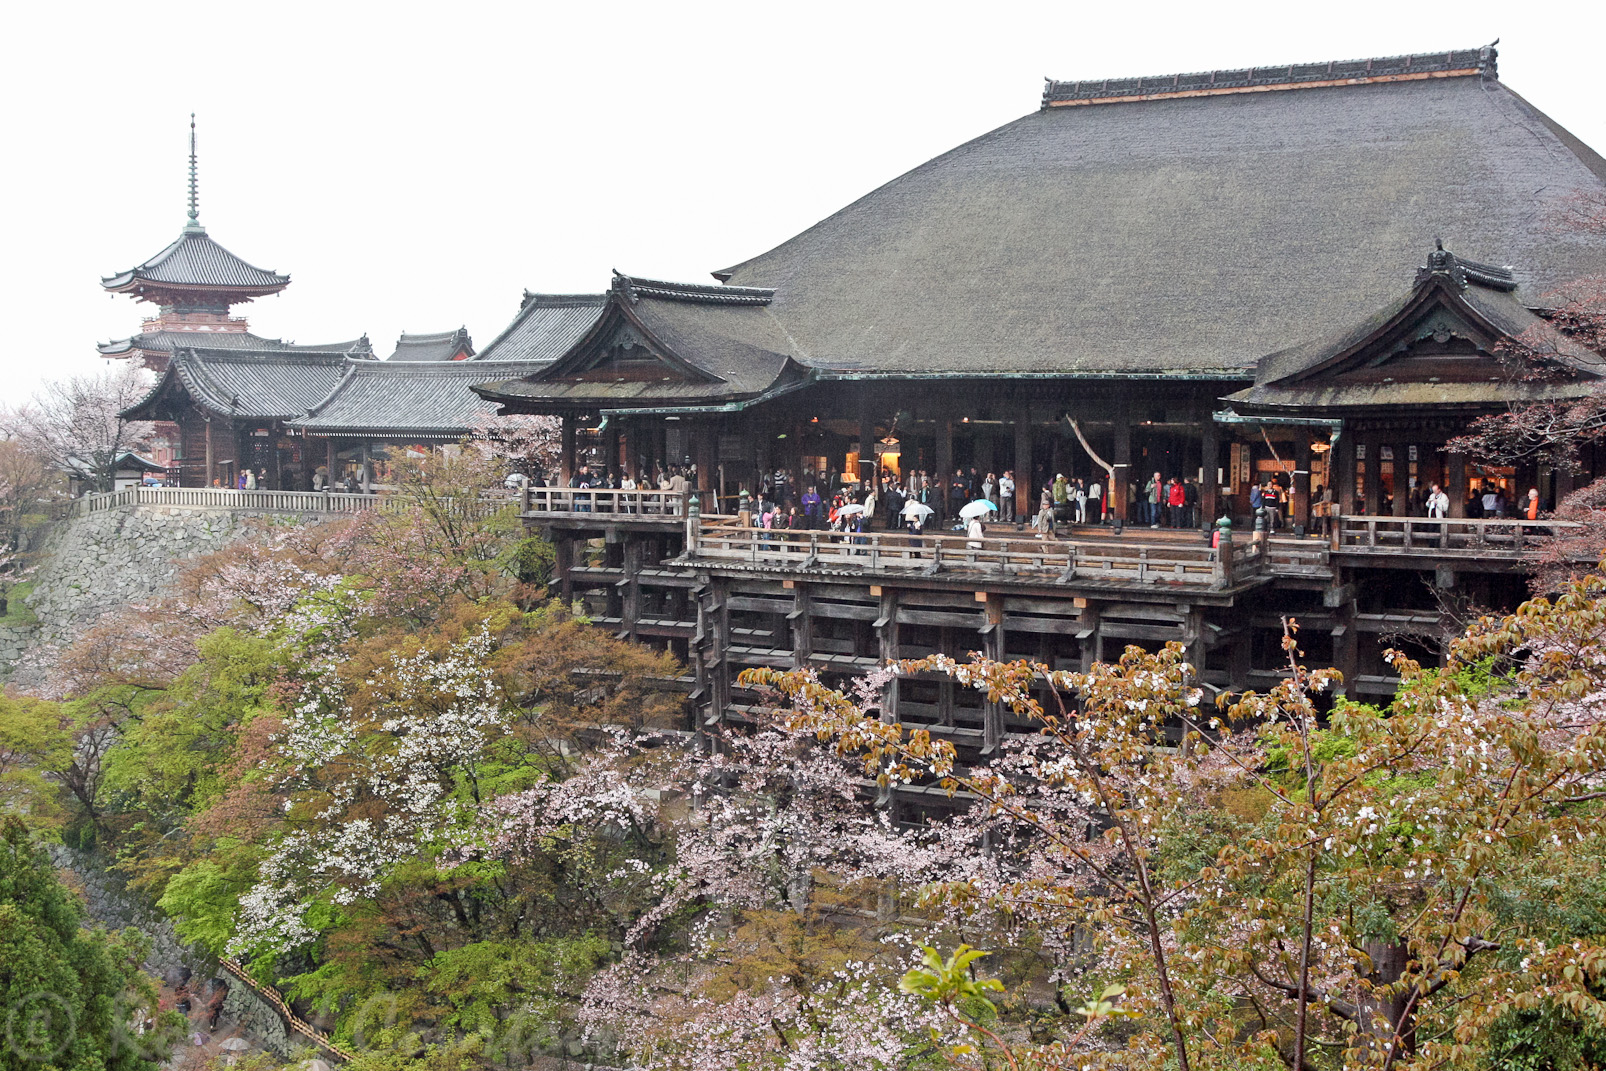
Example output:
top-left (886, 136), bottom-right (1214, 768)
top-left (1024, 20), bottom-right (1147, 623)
top-left (1357, 939), bottom-right (1416, 1059)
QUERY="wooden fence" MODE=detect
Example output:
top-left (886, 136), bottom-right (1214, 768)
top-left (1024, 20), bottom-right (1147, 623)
top-left (687, 517), bottom-right (1264, 588)
top-left (219, 958), bottom-right (353, 1063)
top-left (1335, 514), bottom-right (1577, 554)
top-left (68, 487), bottom-right (510, 519)
top-left (519, 486), bottom-right (687, 516)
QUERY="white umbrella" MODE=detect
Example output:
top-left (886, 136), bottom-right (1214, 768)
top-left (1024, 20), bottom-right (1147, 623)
top-left (901, 501), bottom-right (934, 518)
top-left (960, 500), bottom-right (997, 521)
top-left (837, 503), bottom-right (866, 516)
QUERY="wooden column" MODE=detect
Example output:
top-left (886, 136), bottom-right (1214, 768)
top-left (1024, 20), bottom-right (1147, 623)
top-left (1362, 432), bottom-right (1382, 516)
top-left (876, 588), bottom-right (899, 723)
top-left (1447, 449), bottom-right (1468, 519)
top-left (1335, 428), bottom-right (1357, 517)
top-left (1293, 435), bottom-right (1312, 530)
top-left (1112, 403), bottom-right (1132, 524)
top-left (325, 438), bottom-right (336, 488)
top-left (1013, 417), bottom-right (1032, 520)
top-left (204, 418), bottom-right (215, 487)
top-left (605, 424), bottom-right (622, 480)
top-left (560, 414), bottom-right (576, 483)
top-left (1200, 418), bottom-right (1220, 527)
top-left (1556, 463), bottom-right (1577, 509)
top-left (790, 583), bottom-right (813, 670)
top-left (360, 442), bottom-right (371, 493)
top-left (695, 423), bottom-right (717, 497)
top-left (858, 403), bottom-right (876, 487)
top-left (935, 419), bottom-right (953, 523)
top-left (1392, 442), bottom-right (1410, 517)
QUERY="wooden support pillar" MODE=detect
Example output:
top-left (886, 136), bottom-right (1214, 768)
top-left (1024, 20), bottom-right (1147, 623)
top-left (204, 418), bottom-right (215, 488)
top-left (561, 415), bottom-right (576, 484)
top-left (1362, 432), bottom-right (1382, 516)
top-left (1078, 601), bottom-right (1101, 672)
top-left (876, 587), bottom-right (899, 723)
top-left (981, 596), bottom-right (1005, 753)
top-left (360, 442), bottom-right (371, 493)
top-left (696, 424), bottom-right (717, 497)
top-left (858, 402), bottom-right (876, 487)
top-left (789, 583), bottom-right (813, 671)
top-left (1112, 404), bottom-right (1132, 524)
top-left (621, 537), bottom-right (644, 640)
top-left (1013, 416), bottom-right (1032, 520)
top-left (1200, 417), bottom-right (1220, 528)
top-left (1392, 442), bottom-right (1410, 517)
top-left (1447, 449), bottom-right (1468, 519)
top-left (1335, 428), bottom-right (1357, 517)
top-left (1228, 631), bottom-right (1252, 693)
top-left (935, 419), bottom-right (954, 523)
top-left (553, 534), bottom-right (576, 602)
top-left (325, 437), bottom-right (335, 488)
top-left (605, 424), bottom-right (621, 480)
top-left (1293, 435), bottom-right (1312, 530)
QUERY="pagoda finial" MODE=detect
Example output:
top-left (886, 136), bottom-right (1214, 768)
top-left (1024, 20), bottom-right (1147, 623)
top-left (184, 114), bottom-right (205, 234)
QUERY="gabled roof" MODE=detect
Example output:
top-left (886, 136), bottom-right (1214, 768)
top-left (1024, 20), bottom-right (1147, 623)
top-left (473, 273), bottom-right (804, 411)
top-left (102, 225), bottom-right (290, 301)
top-left (713, 45), bottom-right (1606, 378)
top-left (122, 347), bottom-right (357, 422)
top-left (1225, 244), bottom-right (1606, 411)
top-left (287, 359), bottom-right (552, 438)
top-left (386, 327), bottom-right (474, 362)
top-left (473, 292), bottom-right (608, 363)
top-left (97, 330), bottom-right (373, 359)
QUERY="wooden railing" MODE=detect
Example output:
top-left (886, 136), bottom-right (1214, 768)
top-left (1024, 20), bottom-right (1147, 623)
top-left (1334, 514), bottom-right (1578, 554)
top-left (519, 486), bottom-right (688, 516)
top-left (685, 516), bottom-right (1264, 588)
top-left (220, 958), bottom-right (353, 1063)
top-left (68, 487), bottom-right (511, 518)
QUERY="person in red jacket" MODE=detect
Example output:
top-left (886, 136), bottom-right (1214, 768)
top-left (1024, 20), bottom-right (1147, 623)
top-left (1167, 477), bottom-right (1186, 528)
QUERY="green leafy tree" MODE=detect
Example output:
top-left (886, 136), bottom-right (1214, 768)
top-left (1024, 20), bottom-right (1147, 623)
top-left (0, 817), bottom-right (181, 1071)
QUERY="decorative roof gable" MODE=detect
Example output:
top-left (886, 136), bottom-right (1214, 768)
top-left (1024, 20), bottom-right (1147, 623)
top-left (1226, 243), bottom-right (1604, 411)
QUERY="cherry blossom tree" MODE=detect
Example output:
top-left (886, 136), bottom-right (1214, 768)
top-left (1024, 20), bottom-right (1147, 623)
top-left (1, 365), bottom-right (154, 494)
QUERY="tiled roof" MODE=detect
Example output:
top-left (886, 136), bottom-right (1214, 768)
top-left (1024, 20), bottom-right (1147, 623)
top-left (713, 51), bottom-right (1606, 377)
top-left (386, 327), bottom-right (474, 362)
top-left (472, 292), bottom-right (606, 362)
top-left (1042, 46), bottom-right (1497, 107)
top-left (474, 281), bottom-right (804, 409)
top-left (1227, 245), bottom-right (1605, 410)
top-left (288, 359), bottom-right (551, 437)
top-left (124, 348), bottom-right (356, 422)
top-left (611, 272), bottom-right (774, 306)
top-left (102, 227), bottom-right (289, 296)
top-left (98, 331), bottom-right (374, 358)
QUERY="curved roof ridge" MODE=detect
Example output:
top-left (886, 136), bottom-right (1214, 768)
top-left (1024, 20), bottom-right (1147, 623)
top-left (1042, 44), bottom-right (1497, 108)
top-left (613, 271), bottom-right (774, 306)
top-left (102, 228), bottom-right (290, 295)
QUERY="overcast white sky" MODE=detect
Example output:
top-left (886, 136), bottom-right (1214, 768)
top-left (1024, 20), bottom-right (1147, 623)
top-left (2, 0), bottom-right (1603, 403)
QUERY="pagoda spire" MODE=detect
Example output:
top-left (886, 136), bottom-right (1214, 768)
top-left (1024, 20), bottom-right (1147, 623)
top-left (184, 113), bottom-right (204, 235)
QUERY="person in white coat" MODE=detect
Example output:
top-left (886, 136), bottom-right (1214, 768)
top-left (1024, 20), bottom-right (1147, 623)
top-left (1426, 483), bottom-right (1450, 518)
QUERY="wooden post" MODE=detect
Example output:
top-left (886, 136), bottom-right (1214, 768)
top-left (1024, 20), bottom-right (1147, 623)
top-left (360, 442), bottom-right (371, 493)
top-left (1392, 442), bottom-right (1410, 517)
top-left (1335, 428), bottom-right (1357, 518)
top-left (936, 419), bottom-right (953, 524)
top-left (325, 437), bottom-right (336, 490)
top-left (790, 584), bottom-right (813, 671)
top-left (1013, 416), bottom-right (1032, 520)
top-left (876, 588), bottom-right (900, 723)
top-left (858, 403), bottom-right (875, 488)
top-left (204, 418), bottom-right (215, 487)
top-left (1112, 403), bottom-right (1132, 524)
top-left (1200, 417), bottom-right (1220, 528)
top-left (1293, 435), bottom-right (1312, 530)
top-left (1447, 449), bottom-right (1468, 519)
top-left (561, 414), bottom-right (576, 484)
top-left (1362, 432), bottom-right (1381, 516)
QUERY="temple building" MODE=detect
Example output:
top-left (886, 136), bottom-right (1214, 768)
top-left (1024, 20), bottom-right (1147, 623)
top-left (475, 45), bottom-right (1606, 749)
top-left (385, 327), bottom-right (475, 362)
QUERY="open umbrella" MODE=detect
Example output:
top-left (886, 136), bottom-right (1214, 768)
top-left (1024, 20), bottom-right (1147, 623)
top-left (959, 499), bottom-right (997, 521)
top-left (837, 503), bottom-right (866, 516)
top-left (901, 501), bottom-right (934, 518)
